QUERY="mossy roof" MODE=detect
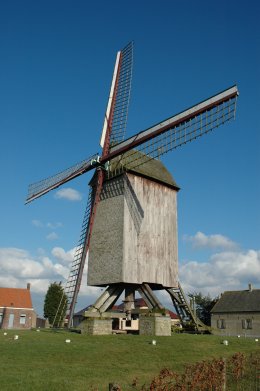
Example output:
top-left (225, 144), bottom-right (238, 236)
top-left (108, 150), bottom-right (180, 190)
top-left (211, 289), bottom-right (260, 313)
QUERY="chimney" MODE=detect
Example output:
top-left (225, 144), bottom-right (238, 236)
top-left (27, 283), bottom-right (31, 290)
top-left (248, 283), bottom-right (253, 292)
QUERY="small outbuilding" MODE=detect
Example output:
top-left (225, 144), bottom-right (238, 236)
top-left (211, 284), bottom-right (260, 337)
top-left (0, 283), bottom-right (36, 329)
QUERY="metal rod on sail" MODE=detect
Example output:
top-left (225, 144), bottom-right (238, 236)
top-left (101, 85), bottom-right (238, 164)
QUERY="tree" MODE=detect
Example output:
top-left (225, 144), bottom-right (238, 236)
top-left (188, 292), bottom-right (218, 326)
top-left (44, 282), bottom-right (68, 327)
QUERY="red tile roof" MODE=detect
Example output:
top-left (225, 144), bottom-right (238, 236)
top-left (0, 287), bottom-right (33, 308)
top-left (168, 310), bottom-right (179, 320)
top-left (135, 298), bottom-right (148, 308)
top-left (114, 298), bottom-right (149, 311)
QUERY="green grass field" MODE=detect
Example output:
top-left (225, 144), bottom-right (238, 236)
top-left (0, 329), bottom-right (258, 390)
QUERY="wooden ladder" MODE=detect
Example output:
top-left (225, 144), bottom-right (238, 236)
top-left (166, 283), bottom-right (210, 333)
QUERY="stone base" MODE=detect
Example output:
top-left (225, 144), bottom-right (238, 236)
top-left (79, 318), bottom-right (112, 335)
top-left (139, 314), bottom-right (171, 336)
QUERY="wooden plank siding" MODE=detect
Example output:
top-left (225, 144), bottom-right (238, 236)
top-left (88, 168), bottom-right (178, 288)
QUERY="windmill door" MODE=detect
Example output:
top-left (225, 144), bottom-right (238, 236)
top-left (8, 313), bottom-right (14, 328)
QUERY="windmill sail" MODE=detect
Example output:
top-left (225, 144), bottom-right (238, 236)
top-left (62, 44), bottom-right (134, 326)
top-left (62, 184), bottom-right (95, 328)
top-left (100, 51), bottom-right (121, 149)
top-left (109, 41), bottom-right (133, 146)
top-left (57, 43), bottom-right (134, 327)
top-left (26, 153), bottom-right (98, 203)
top-left (100, 41), bottom-right (133, 149)
top-left (102, 85), bottom-right (238, 170)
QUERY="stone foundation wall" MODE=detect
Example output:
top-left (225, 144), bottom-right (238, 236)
top-left (79, 318), bottom-right (112, 335)
top-left (139, 314), bottom-right (171, 336)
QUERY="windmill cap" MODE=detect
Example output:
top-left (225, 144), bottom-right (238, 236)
top-left (108, 150), bottom-right (180, 191)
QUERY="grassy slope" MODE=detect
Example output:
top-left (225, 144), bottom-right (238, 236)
top-left (0, 329), bottom-right (258, 390)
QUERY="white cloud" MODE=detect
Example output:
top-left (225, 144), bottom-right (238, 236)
top-left (54, 188), bottom-right (82, 201)
top-left (1, 243), bottom-right (259, 318)
top-left (0, 248), bottom-right (44, 278)
top-left (47, 222), bottom-right (63, 229)
top-left (0, 246), bottom-right (94, 316)
top-left (32, 220), bottom-right (63, 231)
top-left (0, 275), bottom-right (22, 289)
top-left (32, 219), bottom-right (43, 227)
top-left (212, 250), bottom-right (260, 281)
top-left (0, 247), bottom-right (70, 293)
top-left (46, 232), bottom-right (59, 241)
top-left (29, 279), bottom-right (51, 295)
top-left (75, 258), bottom-right (102, 308)
top-left (51, 247), bottom-right (75, 264)
top-left (184, 231), bottom-right (238, 250)
top-left (179, 249), bottom-right (260, 298)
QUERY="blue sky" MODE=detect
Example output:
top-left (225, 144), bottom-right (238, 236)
top-left (0, 1), bottom-right (259, 316)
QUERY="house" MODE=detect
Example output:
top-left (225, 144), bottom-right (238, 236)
top-left (0, 283), bottom-right (36, 329)
top-left (211, 284), bottom-right (260, 337)
top-left (112, 298), bottom-right (147, 332)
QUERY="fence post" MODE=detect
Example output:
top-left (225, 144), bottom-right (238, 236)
top-left (222, 358), bottom-right (226, 391)
top-left (257, 364), bottom-right (260, 391)
top-left (109, 383), bottom-right (121, 391)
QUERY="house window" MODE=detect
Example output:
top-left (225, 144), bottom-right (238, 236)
top-left (217, 319), bottom-right (226, 329)
top-left (20, 314), bottom-right (26, 325)
top-left (242, 319), bottom-right (252, 329)
top-left (0, 313), bottom-right (3, 324)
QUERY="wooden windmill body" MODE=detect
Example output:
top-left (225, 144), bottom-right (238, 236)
top-left (88, 158), bottom-right (179, 289)
top-left (26, 42), bottom-right (239, 330)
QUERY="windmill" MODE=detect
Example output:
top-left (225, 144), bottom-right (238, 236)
top-left (26, 42), bottom-right (238, 331)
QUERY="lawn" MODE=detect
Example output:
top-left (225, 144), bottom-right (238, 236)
top-left (0, 329), bottom-right (258, 390)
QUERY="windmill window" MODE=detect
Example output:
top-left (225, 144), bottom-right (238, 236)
top-left (242, 319), bottom-right (252, 329)
top-left (126, 320), bottom-right (132, 327)
top-left (217, 319), bottom-right (226, 329)
top-left (20, 314), bottom-right (26, 325)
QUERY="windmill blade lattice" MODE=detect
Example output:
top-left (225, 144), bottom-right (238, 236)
top-left (62, 185), bottom-right (95, 326)
top-left (26, 153), bottom-right (98, 203)
top-left (106, 86), bottom-right (238, 171)
top-left (109, 41), bottom-right (133, 146)
top-left (59, 44), bottom-right (133, 326)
